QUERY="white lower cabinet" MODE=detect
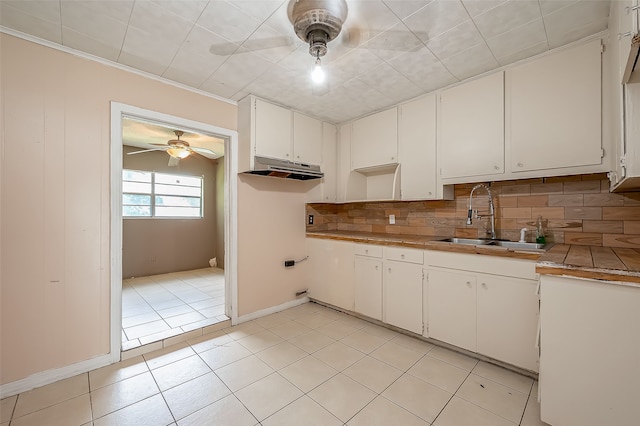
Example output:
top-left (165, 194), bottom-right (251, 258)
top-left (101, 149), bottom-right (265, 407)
top-left (427, 269), bottom-right (477, 352)
top-left (306, 239), bottom-right (540, 372)
top-left (426, 252), bottom-right (539, 371)
top-left (383, 260), bottom-right (423, 334)
top-left (354, 247), bottom-right (383, 320)
top-left (476, 274), bottom-right (539, 372)
top-left (539, 275), bottom-right (640, 426)
top-left (305, 238), bottom-right (354, 311)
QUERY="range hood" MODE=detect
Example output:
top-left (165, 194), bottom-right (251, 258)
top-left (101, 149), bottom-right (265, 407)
top-left (245, 156), bottom-right (324, 180)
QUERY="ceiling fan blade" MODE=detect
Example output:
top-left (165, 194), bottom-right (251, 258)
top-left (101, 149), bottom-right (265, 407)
top-left (209, 36), bottom-right (295, 56)
top-left (150, 143), bottom-right (170, 147)
top-left (191, 146), bottom-right (217, 156)
top-left (168, 156), bottom-right (180, 167)
top-left (127, 148), bottom-right (167, 155)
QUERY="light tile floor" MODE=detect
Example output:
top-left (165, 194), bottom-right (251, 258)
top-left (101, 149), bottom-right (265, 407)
top-left (122, 268), bottom-right (228, 349)
top-left (1, 302), bottom-right (550, 426)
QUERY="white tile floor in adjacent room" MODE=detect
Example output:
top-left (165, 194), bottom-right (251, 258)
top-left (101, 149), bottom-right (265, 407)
top-left (122, 268), bottom-right (228, 350)
top-left (1, 302), bottom-right (550, 426)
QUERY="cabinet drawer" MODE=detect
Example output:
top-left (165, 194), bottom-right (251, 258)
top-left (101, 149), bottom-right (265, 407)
top-left (354, 244), bottom-right (383, 258)
top-left (384, 247), bottom-right (423, 264)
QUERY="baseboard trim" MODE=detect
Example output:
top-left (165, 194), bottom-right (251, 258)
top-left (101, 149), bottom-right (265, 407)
top-left (0, 354), bottom-right (112, 398)
top-left (235, 297), bottom-right (310, 324)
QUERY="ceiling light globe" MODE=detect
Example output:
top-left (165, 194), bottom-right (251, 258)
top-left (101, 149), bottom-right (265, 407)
top-left (167, 147), bottom-right (191, 159)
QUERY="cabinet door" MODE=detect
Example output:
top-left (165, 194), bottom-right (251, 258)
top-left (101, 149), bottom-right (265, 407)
top-left (305, 238), bottom-right (354, 310)
top-left (508, 40), bottom-right (602, 172)
top-left (293, 112), bottom-right (322, 165)
top-left (383, 261), bottom-right (422, 334)
top-left (439, 72), bottom-right (504, 179)
top-left (354, 256), bottom-right (383, 320)
top-left (351, 107), bottom-right (398, 170)
top-left (254, 99), bottom-right (292, 161)
top-left (398, 95), bottom-right (437, 199)
top-left (428, 269), bottom-right (476, 351)
top-left (476, 274), bottom-right (539, 371)
top-left (540, 276), bottom-right (640, 426)
top-left (337, 123), bottom-right (351, 202)
top-left (321, 122), bottom-right (337, 202)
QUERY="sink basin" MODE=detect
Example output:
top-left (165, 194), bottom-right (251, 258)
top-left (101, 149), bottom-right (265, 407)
top-left (436, 237), bottom-right (552, 251)
top-left (437, 238), bottom-right (493, 245)
top-left (487, 240), bottom-right (548, 250)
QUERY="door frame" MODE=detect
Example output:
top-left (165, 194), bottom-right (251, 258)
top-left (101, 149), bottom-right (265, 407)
top-left (110, 102), bottom-right (239, 362)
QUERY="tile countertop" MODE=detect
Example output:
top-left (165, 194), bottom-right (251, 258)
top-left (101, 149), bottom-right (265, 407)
top-left (306, 231), bottom-right (640, 284)
top-left (536, 244), bottom-right (640, 284)
top-left (306, 231), bottom-right (545, 261)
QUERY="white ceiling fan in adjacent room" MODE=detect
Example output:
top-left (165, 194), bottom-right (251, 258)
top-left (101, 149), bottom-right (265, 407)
top-left (127, 130), bottom-right (218, 166)
top-left (122, 117), bottom-right (224, 166)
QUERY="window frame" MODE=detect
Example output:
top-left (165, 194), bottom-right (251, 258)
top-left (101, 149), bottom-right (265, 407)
top-left (122, 168), bottom-right (204, 219)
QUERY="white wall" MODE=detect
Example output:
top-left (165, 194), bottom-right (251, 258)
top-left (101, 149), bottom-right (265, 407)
top-left (0, 34), bottom-right (236, 386)
top-left (237, 175), bottom-right (309, 316)
top-left (1, 33), bottom-right (316, 390)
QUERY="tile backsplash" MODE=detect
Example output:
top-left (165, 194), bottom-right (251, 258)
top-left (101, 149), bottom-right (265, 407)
top-left (306, 173), bottom-right (640, 248)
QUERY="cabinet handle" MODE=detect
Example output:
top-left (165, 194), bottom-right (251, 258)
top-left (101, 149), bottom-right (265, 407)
top-left (286, 153), bottom-right (289, 157)
top-left (466, 281), bottom-right (471, 287)
top-left (388, 268), bottom-right (392, 273)
top-left (619, 31), bottom-right (634, 39)
top-left (517, 162), bottom-right (524, 168)
top-left (494, 165), bottom-right (500, 170)
top-left (365, 249), bottom-right (368, 254)
top-left (401, 254), bottom-right (405, 259)
top-left (375, 265), bottom-right (378, 270)
top-left (481, 282), bottom-right (487, 289)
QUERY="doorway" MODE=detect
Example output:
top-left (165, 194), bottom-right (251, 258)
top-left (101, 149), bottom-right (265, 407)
top-left (110, 102), bottom-right (238, 362)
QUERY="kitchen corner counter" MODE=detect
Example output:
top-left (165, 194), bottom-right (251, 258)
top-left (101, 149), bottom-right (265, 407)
top-left (306, 230), bottom-right (544, 260)
top-left (536, 244), bottom-right (640, 284)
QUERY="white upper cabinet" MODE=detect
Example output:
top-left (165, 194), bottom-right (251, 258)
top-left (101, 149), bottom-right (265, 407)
top-left (351, 107), bottom-right (398, 170)
top-left (438, 72), bottom-right (504, 180)
top-left (239, 96), bottom-right (327, 173)
top-left (254, 98), bottom-right (292, 161)
top-left (398, 94), bottom-right (438, 200)
top-left (507, 40), bottom-right (602, 173)
top-left (293, 111), bottom-right (322, 165)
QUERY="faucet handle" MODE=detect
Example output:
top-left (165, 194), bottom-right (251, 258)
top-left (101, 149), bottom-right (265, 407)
top-left (466, 209), bottom-right (473, 225)
top-left (519, 228), bottom-right (529, 243)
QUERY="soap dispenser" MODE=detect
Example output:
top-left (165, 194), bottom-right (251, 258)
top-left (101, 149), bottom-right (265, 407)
top-left (535, 216), bottom-right (546, 244)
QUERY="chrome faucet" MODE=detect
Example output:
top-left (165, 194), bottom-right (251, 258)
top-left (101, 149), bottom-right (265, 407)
top-left (467, 184), bottom-right (496, 240)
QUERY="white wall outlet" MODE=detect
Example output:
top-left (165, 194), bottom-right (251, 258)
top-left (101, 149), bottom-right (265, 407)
top-left (389, 214), bottom-right (396, 225)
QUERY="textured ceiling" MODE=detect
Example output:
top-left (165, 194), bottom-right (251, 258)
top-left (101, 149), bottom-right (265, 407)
top-left (0, 0), bottom-right (611, 123)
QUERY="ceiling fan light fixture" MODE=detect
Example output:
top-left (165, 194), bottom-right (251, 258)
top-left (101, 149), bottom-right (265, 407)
top-left (288, 0), bottom-right (348, 85)
top-left (167, 146), bottom-right (191, 159)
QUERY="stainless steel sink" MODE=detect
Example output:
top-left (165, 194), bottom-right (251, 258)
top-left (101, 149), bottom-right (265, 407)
top-left (437, 238), bottom-right (493, 245)
top-left (487, 240), bottom-right (548, 250)
top-left (436, 237), bottom-right (552, 251)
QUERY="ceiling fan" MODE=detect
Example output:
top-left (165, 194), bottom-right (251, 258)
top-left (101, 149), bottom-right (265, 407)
top-left (209, 0), bottom-right (397, 58)
top-left (127, 130), bottom-right (217, 166)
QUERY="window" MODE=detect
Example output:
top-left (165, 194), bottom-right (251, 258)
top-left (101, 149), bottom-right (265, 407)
top-left (122, 169), bottom-right (203, 218)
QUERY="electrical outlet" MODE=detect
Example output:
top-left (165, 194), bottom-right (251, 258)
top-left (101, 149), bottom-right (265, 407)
top-left (389, 214), bottom-right (396, 225)
top-left (308, 214), bottom-right (314, 225)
